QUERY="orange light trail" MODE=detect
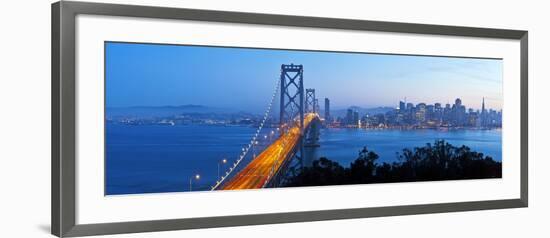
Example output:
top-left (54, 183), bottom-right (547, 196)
top-left (221, 113), bottom-right (317, 190)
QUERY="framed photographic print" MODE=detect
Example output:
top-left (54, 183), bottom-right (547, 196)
top-left (52, 1), bottom-right (528, 237)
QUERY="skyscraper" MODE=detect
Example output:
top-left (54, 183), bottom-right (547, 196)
top-left (455, 98), bottom-right (462, 108)
top-left (434, 103), bottom-right (442, 122)
top-left (324, 98), bottom-right (330, 121)
top-left (346, 108), bottom-right (353, 125)
top-left (353, 111), bottom-right (360, 126)
top-left (415, 103), bottom-right (427, 122)
top-left (399, 101), bottom-right (406, 112)
top-left (452, 98), bottom-right (464, 125)
top-left (481, 97), bottom-right (487, 127)
top-left (482, 97), bottom-right (486, 113)
top-left (406, 103), bottom-right (414, 111)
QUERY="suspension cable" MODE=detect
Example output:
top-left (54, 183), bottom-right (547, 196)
top-left (211, 78), bottom-right (281, 190)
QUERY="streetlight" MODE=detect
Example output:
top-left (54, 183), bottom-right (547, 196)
top-left (189, 173), bottom-right (200, 192)
top-left (252, 140), bottom-right (259, 159)
top-left (218, 158), bottom-right (227, 179)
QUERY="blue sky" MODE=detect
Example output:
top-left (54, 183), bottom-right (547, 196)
top-left (105, 42), bottom-right (503, 112)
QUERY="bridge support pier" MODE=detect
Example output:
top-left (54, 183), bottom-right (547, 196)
top-left (303, 117), bottom-right (321, 167)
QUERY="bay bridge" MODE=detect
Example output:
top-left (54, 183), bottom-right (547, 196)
top-left (211, 64), bottom-right (322, 190)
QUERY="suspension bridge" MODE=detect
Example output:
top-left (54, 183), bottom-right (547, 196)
top-left (211, 64), bottom-right (322, 190)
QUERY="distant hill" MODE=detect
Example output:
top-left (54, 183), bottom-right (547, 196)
top-left (106, 104), bottom-right (234, 118)
top-left (107, 104), bottom-right (395, 119)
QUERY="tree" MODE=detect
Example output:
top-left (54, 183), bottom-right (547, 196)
top-left (282, 140), bottom-right (501, 188)
top-left (349, 147), bottom-right (379, 183)
top-left (285, 157), bottom-right (346, 186)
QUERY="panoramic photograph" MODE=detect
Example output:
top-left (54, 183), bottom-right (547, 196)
top-left (105, 42), bottom-right (503, 195)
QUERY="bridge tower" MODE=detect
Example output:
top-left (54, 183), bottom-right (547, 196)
top-left (279, 64), bottom-right (305, 174)
top-left (304, 90), bottom-right (320, 168)
top-left (314, 98), bottom-right (320, 114)
top-left (280, 64), bottom-right (305, 134)
top-left (305, 88), bottom-right (316, 113)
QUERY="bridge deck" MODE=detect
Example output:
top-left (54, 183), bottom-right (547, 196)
top-left (221, 113), bottom-right (317, 190)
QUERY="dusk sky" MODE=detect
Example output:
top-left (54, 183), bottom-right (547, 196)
top-left (105, 42), bottom-right (503, 112)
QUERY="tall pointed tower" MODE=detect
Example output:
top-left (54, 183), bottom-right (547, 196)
top-left (481, 97), bottom-right (486, 127)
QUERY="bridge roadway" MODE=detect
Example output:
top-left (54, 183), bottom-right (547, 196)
top-left (221, 113), bottom-right (317, 190)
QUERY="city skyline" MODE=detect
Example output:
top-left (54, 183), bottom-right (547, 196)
top-left (106, 42), bottom-right (503, 112)
top-left (331, 97), bottom-right (502, 130)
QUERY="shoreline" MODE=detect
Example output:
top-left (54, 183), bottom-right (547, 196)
top-left (323, 126), bottom-right (502, 132)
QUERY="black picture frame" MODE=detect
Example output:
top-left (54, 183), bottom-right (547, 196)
top-left (52, 1), bottom-right (528, 237)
